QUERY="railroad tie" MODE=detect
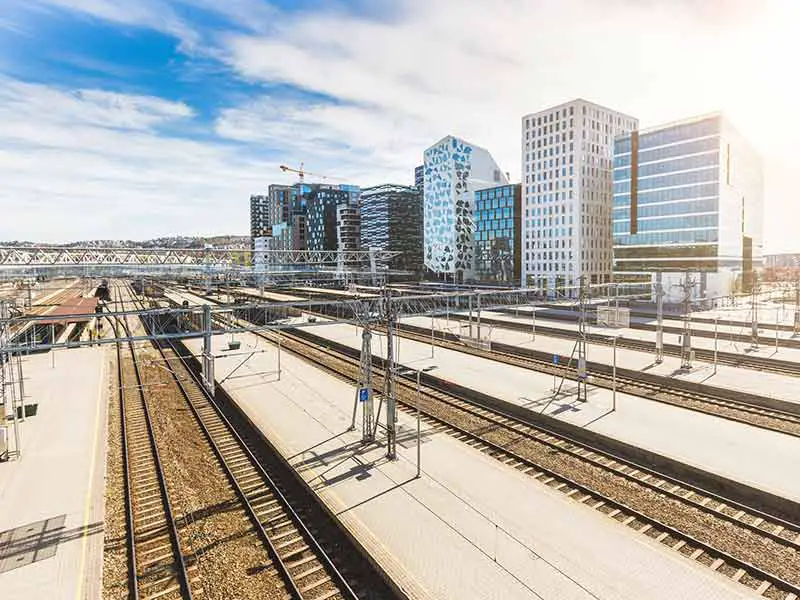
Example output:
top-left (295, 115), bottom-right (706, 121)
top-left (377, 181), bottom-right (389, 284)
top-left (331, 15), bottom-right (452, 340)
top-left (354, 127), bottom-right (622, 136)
top-left (731, 568), bottom-right (746, 582)
top-left (755, 580), bottom-right (772, 595)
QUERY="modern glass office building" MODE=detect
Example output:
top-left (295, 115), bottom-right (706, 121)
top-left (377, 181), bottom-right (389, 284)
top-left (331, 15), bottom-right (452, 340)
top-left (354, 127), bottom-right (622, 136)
top-left (360, 184), bottom-right (423, 273)
top-left (474, 184), bottom-right (521, 283)
top-left (265, 184), bottom-right (308, 251)
top-left (612, 113), bottom-right (763, 300)
top-left (306, 185), bottom-right (360, 252)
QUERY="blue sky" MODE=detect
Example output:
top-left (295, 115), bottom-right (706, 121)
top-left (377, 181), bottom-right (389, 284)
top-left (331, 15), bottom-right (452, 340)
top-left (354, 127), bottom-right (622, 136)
top-left (1, 0), bottom-right (798, 252)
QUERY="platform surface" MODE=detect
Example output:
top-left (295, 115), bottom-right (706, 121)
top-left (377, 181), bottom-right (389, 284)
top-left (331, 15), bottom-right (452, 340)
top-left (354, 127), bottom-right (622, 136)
top-left (186, 331), bottom-right (762, 600)
top-left (482, 306), bottom-right (800, 358)
top-left (293, 317), bottom-right (800, 504)
top-left (0, 347), bottom-right (108, 600)
top-left (458, 309), bottom-right (800, 403)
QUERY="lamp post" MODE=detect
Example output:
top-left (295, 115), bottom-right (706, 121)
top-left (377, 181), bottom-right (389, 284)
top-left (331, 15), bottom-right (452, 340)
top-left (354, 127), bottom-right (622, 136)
top-left (611, 336), bottom-right (618, 412)
top-left (430, 313), bottom-right (435, 358)
top-left (606, 335), bottom-right (619, 412)
top-left (398, 365), bottom-right (438, 478)
top-left (776, 306), bottom-right (780, 353)
top-left (713, 317), bottom-right (718, 375)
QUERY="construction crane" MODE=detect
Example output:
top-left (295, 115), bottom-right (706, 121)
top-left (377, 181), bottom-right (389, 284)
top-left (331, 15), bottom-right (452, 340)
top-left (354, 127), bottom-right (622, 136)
top-left (279, 162), bottom-right (339, 184)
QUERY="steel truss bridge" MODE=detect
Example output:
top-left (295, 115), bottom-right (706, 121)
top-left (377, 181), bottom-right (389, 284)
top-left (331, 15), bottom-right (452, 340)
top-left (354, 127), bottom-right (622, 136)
top-left (0, 286), bottom-right (544, 353)
top-left (0, 284), bottom-right (575, 462)
top-left (0, 246), bottom-right (400, 269)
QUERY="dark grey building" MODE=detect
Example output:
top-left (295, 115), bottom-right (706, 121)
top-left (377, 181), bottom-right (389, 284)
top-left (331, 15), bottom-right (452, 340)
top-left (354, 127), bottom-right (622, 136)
top-left (306, 185), bottom-right (360, 251)
top-left (414, 164), bottom-right (424, 190)
top-left (360, 184), bottom-right (423, 272)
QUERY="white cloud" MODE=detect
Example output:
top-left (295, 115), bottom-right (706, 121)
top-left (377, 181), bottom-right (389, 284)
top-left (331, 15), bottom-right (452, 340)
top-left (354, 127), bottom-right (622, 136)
top-left (0, 79), bottom-right (194, 133)
top-left (214, 95), bottom-right (433, 183)
top-left (23, 0), bottom-right (200, 48)
top-left (217, 0), bottom-right (800, 252)
top-left (0, 78), bottom-right (273, 242)
top-left (3, 0), bottom-right (799, 251)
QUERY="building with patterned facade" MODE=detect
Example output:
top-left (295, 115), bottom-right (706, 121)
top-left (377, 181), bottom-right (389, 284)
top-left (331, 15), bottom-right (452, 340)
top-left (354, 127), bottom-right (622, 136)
top-left (612, 113), bottom-right (763, 301)
top-left (423, 136), bottom-right (508, 281)
top-left (474, 184), bottom-right (522, 283)
top-left (521, 99), bottom-right (637, 295)
top-left (360, 184), bottom-right (423, 273)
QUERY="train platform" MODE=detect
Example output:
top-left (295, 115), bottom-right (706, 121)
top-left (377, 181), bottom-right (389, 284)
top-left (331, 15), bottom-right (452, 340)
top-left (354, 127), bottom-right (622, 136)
top-left (440, 312), bottom-right (800, 402)
top-left (162, 288), bottom-right (213, 308)
top-left (235, 286), bottom-right (307, 303)
top-left (0, 346), bottom-right (108, 600)
top-left (289, 317), bottom-right (800, 505)
top-left (479, 308), bottom-right (800, 366)
top-left (506, 305), bottom-right (800, 343)
top-left (184, 330), bottom-right (761, 600)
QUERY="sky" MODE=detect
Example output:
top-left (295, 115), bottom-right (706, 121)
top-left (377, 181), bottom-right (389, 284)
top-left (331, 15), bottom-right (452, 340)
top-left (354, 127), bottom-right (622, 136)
top-left (0, 0), bottom-right (798, 252)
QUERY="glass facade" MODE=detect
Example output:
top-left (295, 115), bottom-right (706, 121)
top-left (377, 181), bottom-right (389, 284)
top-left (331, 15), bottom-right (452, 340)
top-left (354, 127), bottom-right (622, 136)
top-left (474, 184), bottom-right (521, 282)
top-left (360, 184), bottom-right (423, 272)
top-left (306, 185), bottom-right (359, 251)
top-left (264, 183), bottom-right (358, 252)
top-left (612, 115), bottom-right (722, 271)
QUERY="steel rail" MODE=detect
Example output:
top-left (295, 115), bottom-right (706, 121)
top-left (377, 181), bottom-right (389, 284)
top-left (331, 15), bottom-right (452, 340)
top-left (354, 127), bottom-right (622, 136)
top-left (390, 321), bottom-right (800, 438)
top-left (261, 327), bottom-right (800, 598)
top-left (125, 286), bottom-right (360, 600)
top-left (447, 312), bottom-right (800, 377)
top-left (116, 285), bottom-right (195, 600)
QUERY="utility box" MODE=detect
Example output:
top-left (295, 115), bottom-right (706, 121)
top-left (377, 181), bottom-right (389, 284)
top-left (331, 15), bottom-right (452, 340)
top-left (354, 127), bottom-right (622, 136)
top-left (228, 340), bottom-right (241, 350)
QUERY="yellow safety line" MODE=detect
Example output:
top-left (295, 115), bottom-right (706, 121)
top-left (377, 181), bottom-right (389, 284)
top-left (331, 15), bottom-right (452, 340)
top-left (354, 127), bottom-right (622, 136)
top-left (75, 350), bottom-right (106, 600)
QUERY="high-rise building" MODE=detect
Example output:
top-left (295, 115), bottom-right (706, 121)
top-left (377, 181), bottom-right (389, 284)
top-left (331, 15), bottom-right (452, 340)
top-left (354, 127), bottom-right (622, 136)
top-left (521, 99), bottom-right (637, 295)
top-left (424, 135), bottom-right (508, 281)
top-left (249, 194), bottom-right (270, 249)
top-left (360, 184), bottom-right (423, 272)
top-left (612, 113), bottom-right (763, 300)
top-left (474, 184), bottom-right (522, 283)
top-left (414, 165), bottom-right (424, 189)
top-left (305, 184), bottom-right (361, 251)
top-left (336, 202), bottom-right (360, 252)
top-left (265, 184), bottom-right (307, 251)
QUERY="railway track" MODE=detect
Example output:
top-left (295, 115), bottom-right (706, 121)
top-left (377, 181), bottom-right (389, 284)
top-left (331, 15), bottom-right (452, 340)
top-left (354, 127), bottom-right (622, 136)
top-left (445, 311), bottom-right (800, 377)
top-left (115, 288), bottom-right (196, 600)
top-left (254, 326), bottom-right (800, 599)
top-left (530, 301), bottom-right (800, 334)
top-left (390, 321), bottom-right (800, 439)
top-left (120, 283), bottom-right (397, 600)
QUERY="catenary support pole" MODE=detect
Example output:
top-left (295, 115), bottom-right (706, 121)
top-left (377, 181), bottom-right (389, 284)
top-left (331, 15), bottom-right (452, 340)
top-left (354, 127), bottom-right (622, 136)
top-left (655, 272), bottom-right (664, 364)
top-left (713, 317), bottom-right (718, 375)
top-left (416, 369), bottom-right (421, 478)
top-left (476, 292), bottom-right (481, 341)
top-left (612, 336), bottom-right (617, 412)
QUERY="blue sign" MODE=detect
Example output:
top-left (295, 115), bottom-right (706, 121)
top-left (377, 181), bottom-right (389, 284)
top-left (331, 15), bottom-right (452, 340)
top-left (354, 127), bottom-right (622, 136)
top-left (553, 355), bottom-right (559, 365)
top-left (359, 388), bottom-right (370, 402)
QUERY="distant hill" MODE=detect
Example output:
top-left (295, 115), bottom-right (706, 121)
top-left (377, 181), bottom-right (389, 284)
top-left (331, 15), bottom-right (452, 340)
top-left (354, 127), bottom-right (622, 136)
top-left (1, 235), bottom-right (251, 249)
